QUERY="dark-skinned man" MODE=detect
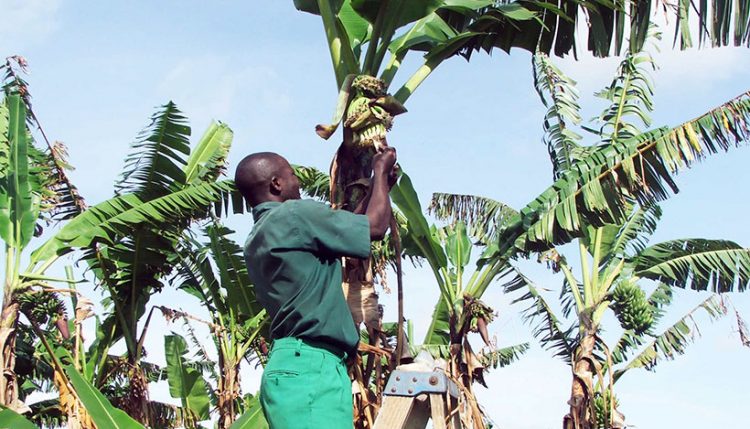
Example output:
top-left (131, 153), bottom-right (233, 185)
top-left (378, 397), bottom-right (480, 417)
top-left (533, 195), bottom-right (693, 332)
top-left (235, 146), bottom-right (397, 429)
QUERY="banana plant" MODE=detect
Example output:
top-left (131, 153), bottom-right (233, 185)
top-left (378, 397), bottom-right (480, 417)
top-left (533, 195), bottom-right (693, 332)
top-left (396, 25), bottom-right (750, 427)
top-left (291, 3), bottom-right (749, 393)
top-left (0, 91), bottom-right (35, 413)
top-left (508, 203), bottom-right (749, 429)
top-left (24, 103), bottom-right (239, 424)
top-left (297, 6), bottom-right (750, 416)
top-left (390, 174), bottom-right (530, 428)
top-left (498, 30), bottom-right (750, 429)
top-left (300, 0), bottom-right (750, 206)
top-left (0, 57), bottom-right (86, 412)
top-left (171, 223), bottom-right (268, 429)
top-left (18, 269), bottom-right (194, 429)
top-left (14, 275), bottom-right (96, 429)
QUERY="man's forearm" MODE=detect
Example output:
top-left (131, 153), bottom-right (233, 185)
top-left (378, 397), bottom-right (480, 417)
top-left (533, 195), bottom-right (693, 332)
top-left (366, 172), bottom-right (392, 240)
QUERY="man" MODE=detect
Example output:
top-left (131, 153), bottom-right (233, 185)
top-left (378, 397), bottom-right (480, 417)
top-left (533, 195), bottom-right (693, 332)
top-left (235, 147), bottom-right (397, 429)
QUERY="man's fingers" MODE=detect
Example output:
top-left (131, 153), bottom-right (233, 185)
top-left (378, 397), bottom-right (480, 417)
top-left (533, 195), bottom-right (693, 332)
top-left (377, 146), bottom-right (396, 156)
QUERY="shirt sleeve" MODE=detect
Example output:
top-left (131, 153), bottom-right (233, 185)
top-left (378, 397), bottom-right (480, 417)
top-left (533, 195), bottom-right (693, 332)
top-left (291, 200), bottom-right (371, 258)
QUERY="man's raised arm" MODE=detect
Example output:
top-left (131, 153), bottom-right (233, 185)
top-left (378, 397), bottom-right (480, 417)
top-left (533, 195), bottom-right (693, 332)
top-left (366, 146), bottom-right (397, 241)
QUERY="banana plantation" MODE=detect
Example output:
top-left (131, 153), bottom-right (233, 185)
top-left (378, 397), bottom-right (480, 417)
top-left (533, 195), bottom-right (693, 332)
top-left (2, 1), bottom-right (750, 428)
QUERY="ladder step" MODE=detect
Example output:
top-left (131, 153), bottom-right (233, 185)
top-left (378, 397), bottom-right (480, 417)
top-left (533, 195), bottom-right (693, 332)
top-left (373, 396), bottom-right (430, 429)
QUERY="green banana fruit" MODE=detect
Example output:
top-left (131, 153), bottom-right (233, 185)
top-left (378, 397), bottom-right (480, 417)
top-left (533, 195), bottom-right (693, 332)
top-left (610, 281), bottom-right (654, 334)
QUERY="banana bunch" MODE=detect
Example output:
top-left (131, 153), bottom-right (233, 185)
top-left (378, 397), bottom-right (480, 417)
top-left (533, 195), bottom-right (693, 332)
top-left (467, 297), bottom-right (495, 332)
top-left (610, 281), bottom-right (653, 334)
top-left (465, 296), bottom-right (495, 347)
top-left (593, 390), bottom-right (624, 429)
top-left (316, 74), bottom-right (406, 149)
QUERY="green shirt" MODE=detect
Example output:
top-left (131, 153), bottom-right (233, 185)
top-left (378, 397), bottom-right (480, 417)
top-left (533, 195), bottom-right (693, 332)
top-left (243, 199), bottom-right (371, 354)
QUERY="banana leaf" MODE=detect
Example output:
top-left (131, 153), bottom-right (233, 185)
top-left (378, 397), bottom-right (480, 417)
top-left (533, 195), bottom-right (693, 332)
top-left (184, 121), bottom-right (233, 184)
top-left (0, 408), bottom-right (36, 429)
top-left (0, 94), bottom-right (37, 249)
top-left (164, 334), bottom-right (211, 421)
top-left (65, 365), bottom-right (145, 429)
top-left (230, 393), bottom-right (268, 429)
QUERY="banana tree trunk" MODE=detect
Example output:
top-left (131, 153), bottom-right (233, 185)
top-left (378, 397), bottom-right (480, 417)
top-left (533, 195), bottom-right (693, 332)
top-left (217, 355), bottom-right (241, 429)
top-left (449, 308), bottom-right (486, 429)
top-left (53, 369), bottom-right (94, 429)
top-left (0, 291), bottom-right (19, 409)
top-left (333, 123), bottom-right (384, 429)
top-left (564, 329), bottom-right (596, 429)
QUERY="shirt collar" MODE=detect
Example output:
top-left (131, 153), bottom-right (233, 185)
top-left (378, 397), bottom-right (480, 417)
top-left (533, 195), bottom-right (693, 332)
top-left (252, 201), bottom-right (282, 222)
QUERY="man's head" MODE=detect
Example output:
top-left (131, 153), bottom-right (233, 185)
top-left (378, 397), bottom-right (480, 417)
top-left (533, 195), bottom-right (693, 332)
top-left (234, 152), bottom-right (301, 206)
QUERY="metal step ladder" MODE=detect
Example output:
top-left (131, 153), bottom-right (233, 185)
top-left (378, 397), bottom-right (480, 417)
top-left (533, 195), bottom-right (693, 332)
top-left (373, 369), bottom-right (461, 429)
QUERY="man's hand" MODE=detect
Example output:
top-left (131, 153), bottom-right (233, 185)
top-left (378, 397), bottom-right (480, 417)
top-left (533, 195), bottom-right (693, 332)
top-left (387, 163), bottom-right (400, 189)
top-left (373, 146), bottom-right (397, 177)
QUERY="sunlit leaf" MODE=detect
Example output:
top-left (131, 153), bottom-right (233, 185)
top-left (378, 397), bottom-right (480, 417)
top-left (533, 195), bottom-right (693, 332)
top-left (65, 365), bottom-right (145, 429)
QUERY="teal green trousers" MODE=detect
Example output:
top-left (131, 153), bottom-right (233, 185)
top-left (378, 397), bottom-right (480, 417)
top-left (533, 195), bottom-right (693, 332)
top-left (260, 338), bottom-right (352, 429)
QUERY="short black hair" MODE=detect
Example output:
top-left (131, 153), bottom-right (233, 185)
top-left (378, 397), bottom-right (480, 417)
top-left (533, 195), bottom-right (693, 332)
top-left (234, 152), bottom-right (286, 205)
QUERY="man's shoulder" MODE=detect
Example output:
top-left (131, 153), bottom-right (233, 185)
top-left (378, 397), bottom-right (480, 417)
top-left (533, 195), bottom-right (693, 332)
top-left (287, 198), bottom-right (329, 208)
top-left (252, 200), bottom-right (332, 230)
top-left (284, 199), bottom-right (332, 214)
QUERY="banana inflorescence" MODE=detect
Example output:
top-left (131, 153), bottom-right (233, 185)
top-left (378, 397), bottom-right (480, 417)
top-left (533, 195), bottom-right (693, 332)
top-left (610, 281), bottom-right (654, 335)
top-left (315, 74), bottom-right (406, 149)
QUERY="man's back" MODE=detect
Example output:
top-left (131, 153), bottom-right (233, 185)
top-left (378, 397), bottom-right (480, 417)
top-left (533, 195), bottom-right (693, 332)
top-left (244, 198), bottom-right (370, 354)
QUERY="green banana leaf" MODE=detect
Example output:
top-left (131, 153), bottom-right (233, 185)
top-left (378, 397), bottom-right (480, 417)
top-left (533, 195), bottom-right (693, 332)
top-left (446, 221), bottom-right (471, 269)
top-left (350, 0), bottom-right (442, 29)
top-left (293, 0), bottom-right (344, 15)
top-left (184, 121), bottom-right (234, 184)
top-left (65, 364), bottom-right (145, 429)
top-left (388, 12), bottom-right (458, 54)
top-left (31, 180), bottom-right (236, 263)
top-left (164, 334), bottom-right (211, 420)
top-left (634, 239), bottom-right (750, 293)
top-left (295, 0), bottom-right (440, 30)
top-left (206, 224), bottom-right (265, 321)
top-left (230, 393), bottom-right (268, 429)
top-left (423, 297), bottom-right (451, 345)
top-left (0, 94), bottom-right (37, 249)
top-left (115, 101), bottom-right (191, 198)
top-left (339, 1), bottom-right (370, 50)
top-left (0, 407), bottom-right (36, 429)
top-left (502, 90), bottom-right (750, 256)
top-left (0, 99), bottom-right (11, 244)
top-left (390, 173), bottom-right (446, 269)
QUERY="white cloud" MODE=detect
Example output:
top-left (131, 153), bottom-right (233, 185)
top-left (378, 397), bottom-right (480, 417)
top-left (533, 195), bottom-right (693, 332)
top-left (0, 0), bottom-right (63, 52)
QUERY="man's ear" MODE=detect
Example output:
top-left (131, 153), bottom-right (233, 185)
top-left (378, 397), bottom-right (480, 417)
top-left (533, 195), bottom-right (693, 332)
top-left (270, 176), bottom-right (282, 195)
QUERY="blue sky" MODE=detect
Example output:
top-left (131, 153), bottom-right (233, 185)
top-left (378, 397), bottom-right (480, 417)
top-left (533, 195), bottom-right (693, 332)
top-left (3, 1), bottom-right (750, 428)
